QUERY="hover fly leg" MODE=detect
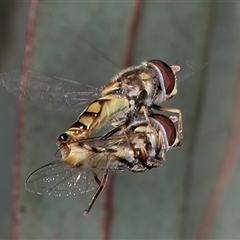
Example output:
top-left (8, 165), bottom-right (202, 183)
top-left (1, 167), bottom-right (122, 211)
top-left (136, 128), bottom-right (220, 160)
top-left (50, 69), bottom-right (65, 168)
top-left (153, 105), bottom-right (183, 142)
top-left (158, 131), bottom-right (167, 160)
top-left (141, 106), bottom-right (152, 125)
top-left (83, 168), bottom-right (109, 216)
top-left (123, 130), bottom-right (138, 156)
top-left (91, 169), bottom-right (101, 186)
top-left (142, 107), bottom-right (159, 136)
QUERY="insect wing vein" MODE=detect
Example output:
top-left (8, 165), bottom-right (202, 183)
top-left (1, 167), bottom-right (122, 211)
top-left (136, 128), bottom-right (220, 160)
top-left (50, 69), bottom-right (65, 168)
top-left (0, 70), bottom-right (100, 113)
top-left (25, 160), bottom-right (99, 197)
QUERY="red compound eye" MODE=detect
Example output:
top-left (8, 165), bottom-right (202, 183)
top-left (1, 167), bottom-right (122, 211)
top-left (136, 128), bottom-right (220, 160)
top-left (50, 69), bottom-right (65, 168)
top-left (149, 60), bottom-right (176, 95)
top-left (151, 114), bottom-right (177, 146)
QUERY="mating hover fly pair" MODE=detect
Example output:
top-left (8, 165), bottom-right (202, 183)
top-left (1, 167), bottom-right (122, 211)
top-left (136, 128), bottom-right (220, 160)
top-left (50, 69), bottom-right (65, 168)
top-left (25, 60), bottom-right (183, 216)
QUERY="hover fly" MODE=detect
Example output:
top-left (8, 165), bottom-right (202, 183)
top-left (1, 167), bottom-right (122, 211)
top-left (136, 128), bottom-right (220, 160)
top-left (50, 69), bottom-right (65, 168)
top-left (25, 113), bottom-right (181, 216)
top-left (58, 60), bottom-right (182, 144)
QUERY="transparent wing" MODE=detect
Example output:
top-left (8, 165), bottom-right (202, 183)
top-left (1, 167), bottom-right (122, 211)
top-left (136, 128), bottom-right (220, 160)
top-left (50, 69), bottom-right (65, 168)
top-left (60, 131), bottom-right (138, 149)
top-left (0, 70), bottom-right (100, 113)
top-left (175, 60), bottom-right (206, 83)
top-left (25, 160), bottom-right (103, 197)
top-left (26, 130), bottom-right (144, 197)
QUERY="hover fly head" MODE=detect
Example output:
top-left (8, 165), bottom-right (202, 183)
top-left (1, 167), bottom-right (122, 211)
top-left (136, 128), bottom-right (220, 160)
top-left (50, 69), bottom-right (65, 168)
top-left (144, 60), bottom-right (181, 103)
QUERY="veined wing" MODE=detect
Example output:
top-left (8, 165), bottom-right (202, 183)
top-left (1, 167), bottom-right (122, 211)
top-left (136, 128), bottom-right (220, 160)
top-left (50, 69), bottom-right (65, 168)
top-left (58, 130), bottom-right (141, 149)
top-left (25, 160), bottom-right (103, 196)
top-left (0, 70), bottom-right (100, 113)
top-left (26, 126), bottom-right (141, 197)
top-left (26, 127), bottom-right (149, 197)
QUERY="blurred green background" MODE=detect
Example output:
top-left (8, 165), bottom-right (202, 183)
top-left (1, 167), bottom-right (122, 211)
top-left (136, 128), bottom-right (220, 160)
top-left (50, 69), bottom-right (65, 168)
top-left (1, 1), bottom-right (240, 239)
